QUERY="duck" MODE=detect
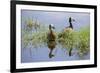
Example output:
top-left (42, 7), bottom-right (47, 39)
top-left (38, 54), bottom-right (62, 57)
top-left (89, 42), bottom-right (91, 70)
top-left (66, 17), bottom-right (75, 56)
top-left (64, 17), bottom-right (75, 32)
top-left (58, 17), bottom-right (75, 56)
top-left (47, 24), bottom-right (56, 58)
top-left (58, 17), bottom-right (75, 38)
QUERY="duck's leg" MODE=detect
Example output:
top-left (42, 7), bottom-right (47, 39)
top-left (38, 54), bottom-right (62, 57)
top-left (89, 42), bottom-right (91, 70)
top-left (69, 48), bottom-right (73, 56)
top-left (49, 49), bottom-right (54, 58)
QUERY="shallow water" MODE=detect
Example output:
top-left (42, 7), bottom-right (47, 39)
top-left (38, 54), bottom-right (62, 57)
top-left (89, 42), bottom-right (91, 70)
top-left (21, 45), bottom-right (90, 63)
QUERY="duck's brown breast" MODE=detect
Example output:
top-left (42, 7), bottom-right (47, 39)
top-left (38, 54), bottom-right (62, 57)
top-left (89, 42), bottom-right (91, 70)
top-left (47, 31), bottom-right (56, 49)
top-left (47, 31), bottom-right (56, 41)
top-left (47, 41), bottom-right (56, 49)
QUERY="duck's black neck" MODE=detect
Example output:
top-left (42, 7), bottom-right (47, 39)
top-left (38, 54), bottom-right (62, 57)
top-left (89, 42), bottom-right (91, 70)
top-left (69, 22), bottom-right (73, 29)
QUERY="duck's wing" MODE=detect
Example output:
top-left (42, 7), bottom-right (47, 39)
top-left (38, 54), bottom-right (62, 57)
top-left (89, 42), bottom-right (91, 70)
top-left (47, 31), bottom-right (56, 41)
top-left (64, 27), bottom-right (73, 32)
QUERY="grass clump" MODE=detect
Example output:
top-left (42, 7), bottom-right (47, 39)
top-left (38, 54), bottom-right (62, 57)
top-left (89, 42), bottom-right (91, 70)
top-left (58, 30), bottom-right (77, 56)
top-left (31, 31), bottom-right (47, 48)
top-left (58, 26), bottom-right (90, 56)
top-left (22, 19), bottom-right (48, 49)
top-left (76, 27), bottom-right (90, 56)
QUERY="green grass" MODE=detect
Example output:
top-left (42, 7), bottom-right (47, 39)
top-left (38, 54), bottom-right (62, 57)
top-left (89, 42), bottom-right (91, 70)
top-left (76, 26), bottom-right (90, 56)
top-left (58, 26), bottom-right (90, 56)
top-left (58, 30), bottom-right (76, 52)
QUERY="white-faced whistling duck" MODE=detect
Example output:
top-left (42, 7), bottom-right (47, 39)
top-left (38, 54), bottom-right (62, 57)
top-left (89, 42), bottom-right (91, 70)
top-left (47, 24), bottom-right (56, 58)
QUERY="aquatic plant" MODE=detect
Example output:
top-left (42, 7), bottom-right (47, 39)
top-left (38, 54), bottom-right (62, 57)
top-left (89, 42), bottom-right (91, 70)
top-left (26, 18), bottom-right (33, 29)
top-left (58, 30), bottom-right (77, 56)
top-left (22, 18), bottom-right (90, 57)
top-left (22, 19), bottom-right (48, 49)
top-left (24, 18), bottom-right (40, 32)
top-left (58, 26), bottom-right (90, 56)
top-left (22, 33), bottom-right (32, 49)
top-left (76, 26), bottom-right (90, 56)
top-left (31, 31), bottom-right (48, 48)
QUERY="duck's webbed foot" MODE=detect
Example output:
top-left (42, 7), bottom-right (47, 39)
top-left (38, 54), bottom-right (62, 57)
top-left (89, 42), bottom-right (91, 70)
top-left (49, 54), bottom-right (54, 58)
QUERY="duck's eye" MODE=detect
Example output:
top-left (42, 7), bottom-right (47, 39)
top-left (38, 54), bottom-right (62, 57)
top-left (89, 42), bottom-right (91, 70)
top-left (52, 26), bottom-right (55, 29)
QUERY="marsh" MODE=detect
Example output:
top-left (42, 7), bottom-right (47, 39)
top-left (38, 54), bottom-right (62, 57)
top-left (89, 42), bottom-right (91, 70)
top-left (21, 10), bottom-right (90, 63)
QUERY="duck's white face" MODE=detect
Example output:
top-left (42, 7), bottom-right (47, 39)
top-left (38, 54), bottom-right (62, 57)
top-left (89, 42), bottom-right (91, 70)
top-left (50, 24), bottom-right (55, 29)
